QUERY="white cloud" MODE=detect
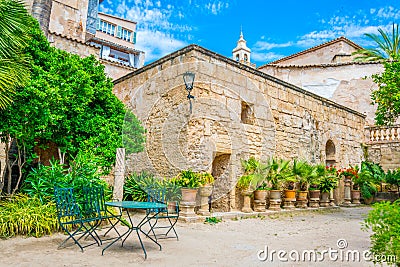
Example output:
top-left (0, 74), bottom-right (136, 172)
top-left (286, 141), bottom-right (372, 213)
top-left (204, 1), bottom-right (229, 15)
top-left (253, 41), bottom-right (293, 51)
top-left (376, 6), bottom-right (400, 19)
top-left (135, 30), bottom-right (187, 62)
top-left (251, 51), bottom-right (285, 62)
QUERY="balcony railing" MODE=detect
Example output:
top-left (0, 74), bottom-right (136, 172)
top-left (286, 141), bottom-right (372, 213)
top-left (365, 125), bottom-right (400, 143)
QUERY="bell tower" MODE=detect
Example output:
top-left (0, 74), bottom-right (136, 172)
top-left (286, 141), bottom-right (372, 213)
top-left (232, 28), bottom-right (252, 66)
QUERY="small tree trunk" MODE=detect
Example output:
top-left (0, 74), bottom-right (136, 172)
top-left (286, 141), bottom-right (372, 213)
top-left (12, 142), bottom-right (26, 195)
top-left (58, 147), bottom-right (65, 165)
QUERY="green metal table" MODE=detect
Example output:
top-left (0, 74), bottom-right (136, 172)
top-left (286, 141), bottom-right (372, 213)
top-left (102, 201), bottom-right (167, 259)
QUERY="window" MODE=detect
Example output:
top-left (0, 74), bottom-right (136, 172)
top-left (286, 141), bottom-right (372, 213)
top-left (99, 20), bottom-right (115, 36)
top-left (244, 54), bottom-right (248, 62)
top-left (236, 54), bottom-right (239, 61)
top-left (241, 101), bottom-right (255, 124)
top-left (121, 28), bottom-right (132, 42)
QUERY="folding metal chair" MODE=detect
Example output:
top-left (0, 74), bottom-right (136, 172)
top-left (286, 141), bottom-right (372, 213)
top-left (146, 187), bottom-right (179, 241)
top-left (53, 187), bottom-right (101, 252)
top-left (82, 185), bottom-right (122, 242)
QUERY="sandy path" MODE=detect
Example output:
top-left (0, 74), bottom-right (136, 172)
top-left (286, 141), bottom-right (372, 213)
top-left (0, 207), bottom-right (375, 267)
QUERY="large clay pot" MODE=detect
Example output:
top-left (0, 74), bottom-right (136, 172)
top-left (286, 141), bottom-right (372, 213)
top-left (283, 189), bottom-right (296, 200)
top-left (296, 191), bottom-right (308, 209)
top-left (297, 191), bottom-right (308, 201)
top-left (309, 189), bottom-right (320, 208)
top-left (268, 190), bottom-right (281, 211)
top-left (254, 190), bottom-right (268, 201)
top-left (181, 188), bottom-right (198, 203)
top-left (351, 190), bottom-right (361, 205)
top-left (320, 192), bottom-right (330, 207)
top-left (363, 197), bottom-right (374, 205)
top-left (197, 186), bottom-right (213, 215)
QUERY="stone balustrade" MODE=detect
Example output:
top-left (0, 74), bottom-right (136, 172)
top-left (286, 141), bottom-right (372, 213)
top-left (365, 125), bottom-right (400, 143)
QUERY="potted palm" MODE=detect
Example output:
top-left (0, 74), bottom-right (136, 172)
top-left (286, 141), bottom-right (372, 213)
top-left (265, 158), bottom-right (290, 211)
top-left (291, 160), bottom-right (317, 208)
top-left (318, 165), bottom-right (339, 207)
top-left (308, 165), bottom-right (325, 208)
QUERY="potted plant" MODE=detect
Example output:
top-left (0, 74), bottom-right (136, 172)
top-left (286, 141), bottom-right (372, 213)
top-left (338, 166), bottom-right (360, 204)
top-left (318, 171), bottom-right (339, 207)
top-left (197, 172), bottom-right (215, 215)
top-left (308, 165), bottom-right (325, 208)
top-left (264, 158), bottom-right (290, 210)
top-left (238, 157), bottom-right (268, 212)
top-left (173, 169), bottom-right (202, 203)
top-left (237, 174), bottom-right (254, 213)
top-left (291, 160), bottom-right (317, 208)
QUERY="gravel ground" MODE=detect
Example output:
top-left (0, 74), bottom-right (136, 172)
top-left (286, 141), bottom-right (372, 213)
top-left (0, 206), bottom-right (379, 267)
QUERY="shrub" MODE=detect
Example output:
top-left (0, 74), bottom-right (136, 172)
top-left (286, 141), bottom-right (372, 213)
top-left (363, 200), bottom-right (400, 265)
top-left (22, 152), bottom-right (111, 204)
top-left (123, 172), bottom-right (160, 201)
top-left (0, 194), bottom-right (59, 238)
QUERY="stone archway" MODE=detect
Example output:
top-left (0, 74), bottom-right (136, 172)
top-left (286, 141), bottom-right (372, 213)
top-left (325, 140), bottom-right (336, 166)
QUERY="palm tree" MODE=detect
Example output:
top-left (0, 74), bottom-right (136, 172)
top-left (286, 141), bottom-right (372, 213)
top-left (353, 23), bottom-right (400, 62)
top-left (0, 0), bottom-right (31, 109)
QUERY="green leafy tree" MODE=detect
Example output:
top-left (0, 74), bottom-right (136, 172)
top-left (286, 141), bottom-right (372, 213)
top-left (353, 23), bottom-right (400, 61)
top-left (0, 18), bottom-right (145, 194)
top-left (0, 0), bottom-right (31, 108)
top-left (371, 61), bottom-right (400, 125)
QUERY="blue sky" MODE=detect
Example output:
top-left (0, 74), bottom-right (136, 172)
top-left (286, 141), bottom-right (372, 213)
top-left (100, 0), bottom-right (400, 66)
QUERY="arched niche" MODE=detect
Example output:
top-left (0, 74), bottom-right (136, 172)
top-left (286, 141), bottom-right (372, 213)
top-left (325, 140), bottom-right (336, 166)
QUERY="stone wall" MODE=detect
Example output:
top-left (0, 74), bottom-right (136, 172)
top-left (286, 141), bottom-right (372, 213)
top-left (365, 125), bottom-right (400, 170)
top-left (113, 45), bottom-right (366, 211)
top-left (260, 62), bottom-right (383, 125)
top-left (272, 41), bottom-right (358, 66)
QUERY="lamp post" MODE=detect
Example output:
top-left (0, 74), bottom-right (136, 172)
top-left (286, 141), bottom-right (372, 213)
top-left (183, 71), bottom-right (195, 113)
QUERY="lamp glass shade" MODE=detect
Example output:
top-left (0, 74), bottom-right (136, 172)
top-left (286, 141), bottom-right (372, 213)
top-left (183, 72), bottom-right (195, 90)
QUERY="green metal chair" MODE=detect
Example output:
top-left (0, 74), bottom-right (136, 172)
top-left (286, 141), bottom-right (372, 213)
top-left (146, 187), bottom-right (179, 241)
top-left (53, 187), bottom-right (101, 252)
top-left (82, 185), bottom-right (122, 241)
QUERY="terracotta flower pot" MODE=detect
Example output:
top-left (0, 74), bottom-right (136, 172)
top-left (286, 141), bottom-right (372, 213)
top-left (283, 189), bottom-right (296, 200)
top-left (254, 190), bottom-right (268, 201)
top-left (351, 190), bottom-right (361, 205)
top-left (181, 188), bottom-right (198, 203)
top-left (297, 191), bottom-right (308, 201)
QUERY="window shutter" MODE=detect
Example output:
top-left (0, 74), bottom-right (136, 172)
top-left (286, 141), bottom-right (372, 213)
top-left (132, 32), bottom-right (137, 44)
top-left (117, 26), bottom-right (122, 38)
top-left (96, 18), bottom-right (101, 30)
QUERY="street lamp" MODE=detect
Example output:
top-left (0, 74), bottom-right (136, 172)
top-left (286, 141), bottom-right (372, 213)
top-left (183, 71), bottom-right (195, 113)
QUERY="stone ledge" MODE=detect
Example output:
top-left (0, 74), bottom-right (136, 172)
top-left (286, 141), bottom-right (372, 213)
top-left (178, 206), bottom-right (341, 223)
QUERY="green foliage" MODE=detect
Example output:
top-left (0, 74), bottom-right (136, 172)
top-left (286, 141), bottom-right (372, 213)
top-left (122, 110), bottom-right (146, 155)
top-left (236, 174), bottom-right (253, 190)
top-left (363, 200), bottom-right (400, 265)
top-left (198, 172), bottom-right (215, 186)
top-left (205, 216), bottom-right (222, 224)
top-left (318, 175), bottom-right (339, 193)
top-left (123, 172), bottom-right (182, 202)
top-left (264, 158), bottom-right (291, 190)
top-left (0, 17), bottom-right (145, 179)
top-left (371, 61), bottom-right (400, 125)
top-left (123, 172), bottom-right (159, 201)
top-left (238, 157), bottom-right (268, 190)
top-left (0, 0), bottom-right (31, 108)
top-left (386, 169), bottom-right (400, 188)
top-left (353, 23), bottom-right (400, 62)
top-left (22, 153), bottom-right (110, 204)
top-left (172, 169), bottom-right (202, 188)
top-left (0, 194), bottom-right (59, 238)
